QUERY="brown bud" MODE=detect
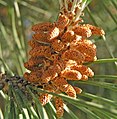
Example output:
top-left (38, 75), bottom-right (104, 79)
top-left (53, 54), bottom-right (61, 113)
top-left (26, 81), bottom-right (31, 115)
top-left (60, 69), bottom-right (82, 80)
top-left (39, 93), bottom-right (52, 105)
top-left (54, 97), bottom-right (64, 118)
top-left (73, 86), bottom-right (82, 94)
top-left (73, 25), bottom-right (92, 38)
top-left (32, 22), bottom-right (54, 32)
top-left (70, 39), bottom-right (96, 58)
top-left (23, 71), bottom-right (42, 83)
top-left (29, 46), bottom-right (51, 57)
top-left (61, 30), bottom-right (75, 43)
top-left (70, 65), bottom-right (94, 77)
top-left (84, 24), bottom-right (105, 36)
top-left (56, 14), bottom-right (69, 33)
top-left (61, 49), bottom-right (85, 64)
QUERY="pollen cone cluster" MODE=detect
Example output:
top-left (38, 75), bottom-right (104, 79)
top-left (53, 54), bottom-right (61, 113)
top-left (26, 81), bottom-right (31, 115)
top-left (24, 6), bottom-right (104, 118)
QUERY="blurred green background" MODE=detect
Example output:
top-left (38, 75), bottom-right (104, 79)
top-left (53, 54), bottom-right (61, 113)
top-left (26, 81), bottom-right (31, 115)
top-left (0, 0), bottom-right (117, 119)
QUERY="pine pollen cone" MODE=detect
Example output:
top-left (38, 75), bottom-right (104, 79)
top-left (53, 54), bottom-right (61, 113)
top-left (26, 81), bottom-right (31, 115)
top-left (24, 71), bottom-right (42, 83)
top-left (65, 84), bottom-right (76, 98)
top-left (73, 25), bottom-right (92, 38)
top-left (32, 26), bottom-right (59, 43)
top-left (29, 45), bottom-right (51, 57)
top-left (70, 39), bottom-right (97, 60)
top-left (39, 93), bottom-right (52, 106)
top-left (84, 24), bottom-right (105, 36)
top-left (32, 22), bottom-right (54, 32)
top-left (73, 86), bottom-right (82, 94)
top-left (61, 49), bottom-right (85, 64)
top-left (56, 14), bottom-right (69, 32)
top-left (70, 65), bottom-right (94, 78)
top-left (61, 30), bottom-right (75, 43)
top-left (41, 64), bottom-right (61, 83)
top-left (54, 97), bottom-right (64, 118)
top-left (60, 69), bottom-right (82, 80)
top-left (52, 77), bottom-right (68, 88)
top-left (23, 11), bottom-right (105, 117)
